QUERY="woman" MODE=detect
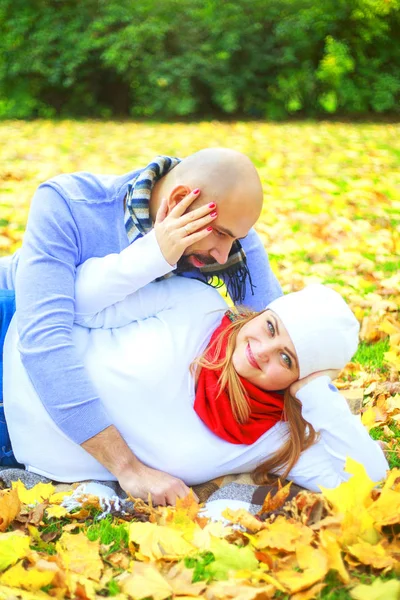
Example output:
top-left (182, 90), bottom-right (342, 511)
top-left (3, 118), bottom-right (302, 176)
top-left (3, 251), bottom-right (388, 497)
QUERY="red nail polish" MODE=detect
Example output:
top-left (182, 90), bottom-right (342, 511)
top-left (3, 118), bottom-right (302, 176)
top-left (210, 211), bottom-right (217, 218)
top-left (208, 202), bottom-right (216, 209)
top-left (207, 226), bottom-right (213, 231)
top-left (193, 188), bottom-right (200, 195)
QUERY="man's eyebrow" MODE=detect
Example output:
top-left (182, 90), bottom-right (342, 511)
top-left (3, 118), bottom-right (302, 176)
top-left (271, 313), bottom-right (299, 370)
top-left (217, 225), bottom-right (240, 238)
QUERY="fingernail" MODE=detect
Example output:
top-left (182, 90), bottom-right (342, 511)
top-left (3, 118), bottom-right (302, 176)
top-left (210, 211), bottom-right (217, 218)
top-left (193, 188), bottom-right (200, 195)
top-left (207, 226), bottom-right (213, 231)
top-left (208, 202), bottom-right (216, 209)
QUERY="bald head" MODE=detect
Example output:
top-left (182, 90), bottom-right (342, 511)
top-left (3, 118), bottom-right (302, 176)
top-left (169, 148), bottom-right (263, 215)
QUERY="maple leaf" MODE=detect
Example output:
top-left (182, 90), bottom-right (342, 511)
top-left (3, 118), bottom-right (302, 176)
top-left (206, 579), bottom-right (276, 599)
top-left (291, 582), bottom-right (327, 600)
top-left (129, 521), bottom-right (195, 561)
top-left (367, 468), bottom-right (400, 527)
top-left (253, 516), bottom-right (313, 552)
top-left (0, 532), bottom-right (30, 571)
top-left (221, 508), bottom-right (264, 533)
top-left (275, 546), bottom-right (329, 594)
top-left (56, 531), bottom-right (103, 582)
top-left (45, 505), bottom-right (68, 519)
top-left (166, 563), bottom-right (207, 596)
top-left (12, 481), bottom-right (54, 506)
top-left (347, 540), bottom-right (396, 570)
top-left (0, 488), bottom-right (20, 532)
top-left (0, 560), bottom-right (56, 591)
top-left (206, 537), bottom-right (259, 580)
top-left (318, 529), bottom-right (349, 584)
top-left (259, 481), bottom-right (292, 514)
top-left (350, 578), bottom-right (400, 600)
top-left (118, 562), bottom-right (173, 600)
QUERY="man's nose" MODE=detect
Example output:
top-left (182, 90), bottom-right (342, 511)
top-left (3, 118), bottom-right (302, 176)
top-left (210, 241), bottom-right (233, 265)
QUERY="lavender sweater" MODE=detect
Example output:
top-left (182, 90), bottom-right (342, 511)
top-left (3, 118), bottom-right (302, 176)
top-left (3, 169), bottom-right (282, 444)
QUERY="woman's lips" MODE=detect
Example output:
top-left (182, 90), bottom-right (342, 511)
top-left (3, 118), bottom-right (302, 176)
top-left (246, 343), bottom-right (260, 369)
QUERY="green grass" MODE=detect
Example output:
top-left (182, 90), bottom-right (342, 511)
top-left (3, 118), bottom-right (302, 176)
top-left (370, 423), bottom-right (400, 469)
top-left (86, 514), bottom-right (129, 555)
top-left (352, 339), bottom-right (389, 372)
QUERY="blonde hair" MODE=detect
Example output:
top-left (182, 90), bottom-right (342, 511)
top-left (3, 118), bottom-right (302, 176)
top-left (194, 308), bottom-right (318, 483)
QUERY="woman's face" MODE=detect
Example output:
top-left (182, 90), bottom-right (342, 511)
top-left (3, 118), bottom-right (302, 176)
top-left (232, 309), bottom-right (300, 391)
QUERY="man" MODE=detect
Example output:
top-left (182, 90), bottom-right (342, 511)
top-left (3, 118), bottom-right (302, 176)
top-left (0, 148), bottom-right (282, 502)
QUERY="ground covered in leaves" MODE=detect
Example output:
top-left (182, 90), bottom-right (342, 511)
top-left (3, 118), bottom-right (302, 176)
top-left (0, 120), bottom-right (399, 598)
top-left (1, 461), bottom-right (400, 600)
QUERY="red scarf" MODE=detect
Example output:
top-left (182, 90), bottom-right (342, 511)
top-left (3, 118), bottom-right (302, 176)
top-left (194, 315), bottom-right (284, 445)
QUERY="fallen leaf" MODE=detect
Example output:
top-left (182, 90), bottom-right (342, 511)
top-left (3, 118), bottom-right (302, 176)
top-left (0, 560), bottom-right (56, 591)
top-left (129, 521), bottom-right (195, 561)
top-left (0, 532), bottom-right (30, 571)
top-left (56, 531), bottom-right (102, 581)
top-left (0, 488), bottom-right (21, 532)
top-left (12, 481), bottom-right (54, 506)
top-left (119, 562), bottom-right (173, 600)
top-left (350, 577), bottom-right (400, 600)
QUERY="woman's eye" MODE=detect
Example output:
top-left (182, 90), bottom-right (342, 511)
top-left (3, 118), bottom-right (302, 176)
top-left (215, 230), bottom-right (224, 237)
top-left (267, 320), bottom-right (275, 336)
top-left (282, 353), bottom-right (292, 368)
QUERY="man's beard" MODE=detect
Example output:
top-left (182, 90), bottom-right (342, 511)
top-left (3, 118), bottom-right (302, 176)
top-left (176, 254), bottom-right (216, 273)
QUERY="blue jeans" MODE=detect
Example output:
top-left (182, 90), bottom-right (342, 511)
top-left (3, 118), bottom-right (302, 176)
top-left (0, 290), bottom-right (21, 467)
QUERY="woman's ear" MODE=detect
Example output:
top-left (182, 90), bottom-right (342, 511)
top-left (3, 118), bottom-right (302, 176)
top-left (165, 185), bottom-right (192, 214)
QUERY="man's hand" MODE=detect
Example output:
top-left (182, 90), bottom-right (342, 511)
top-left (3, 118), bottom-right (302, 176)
top-left (290, 369), bottom-right (340, 398)
top-left (82, 425), bottom-right (196, 505)
top-left (118, 462), bottom-right (196, 506)
top-left (154, 188), bottom-right (217, 266)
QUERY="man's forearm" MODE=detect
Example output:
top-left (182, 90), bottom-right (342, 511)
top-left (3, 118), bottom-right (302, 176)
top-left (81, 425), bottom-right (141, 479)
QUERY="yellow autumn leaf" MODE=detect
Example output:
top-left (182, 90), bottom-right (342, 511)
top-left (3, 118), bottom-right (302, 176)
top-left (0, 560), bottom-right (56, 591)
top-left (221, 508), bottom-right (264, 533)
top-left (0, 532), bottom-right (30, 571)
top-left (320, 458), bottom-right (379, 511)
top-left (367, 468), bottom-right (400, 526)
top-left (12, 481), bottom-right (54, 505)
top-left (292, 583), bottom-right (327, 600)
top-left (45, 505), bottom-right (68, 519)
top-left (253, 516), bottom-right (313, 552)
top-left (56, 531), bottom-right (102, 581)
top-left (129, 521), bottom-right (195, 561)
top-left (48, 490), bottom-right (73, 504)
top-left (347, 541), bottom-right (395, 570)
top-left (276, 546), bottom-right (329, 594)
top-left (0, 584), bottom-right (50, 600)
top-left (0, 488), bottom-right (21, 532)
top-left (350, 578), bottom-right (400, 600)
top-left (119, 562), bottom-right (173, 600)
top-left (319, 529), bottom-right (350, 584)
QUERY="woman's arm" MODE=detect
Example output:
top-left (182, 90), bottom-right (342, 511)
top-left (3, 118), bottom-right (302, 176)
top-left (74, 230), bottom-right (175, 321)
top-left (286, 376), bottom-right (388, 491)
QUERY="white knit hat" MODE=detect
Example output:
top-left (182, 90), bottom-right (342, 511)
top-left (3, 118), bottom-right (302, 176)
top-left (267, 284), bottom-right (359, 378)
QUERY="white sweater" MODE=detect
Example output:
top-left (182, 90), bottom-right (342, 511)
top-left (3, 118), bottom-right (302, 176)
top-left (4, 231), bottom-right (388, 490)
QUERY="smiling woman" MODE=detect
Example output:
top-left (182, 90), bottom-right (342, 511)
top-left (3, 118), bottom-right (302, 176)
top-left (4, 270), bottom-right (388, 505)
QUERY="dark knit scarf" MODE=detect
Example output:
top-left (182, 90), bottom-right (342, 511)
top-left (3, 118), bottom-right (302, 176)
top-left (194, 314), bottom-right (285, 445)
top-left (124, 156), bottom-right (254, 304)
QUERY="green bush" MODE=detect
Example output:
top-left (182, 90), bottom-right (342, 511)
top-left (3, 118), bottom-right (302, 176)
top-left (0, 0), bottom-right (399, 119)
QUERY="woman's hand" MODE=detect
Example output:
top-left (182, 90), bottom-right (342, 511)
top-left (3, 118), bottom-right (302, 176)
top-left (154, 189), bottom-right (217, 266)
top-left (290, 369), bottom-right (340, 398)
top-left (118, 462), bottom-right (198, 506)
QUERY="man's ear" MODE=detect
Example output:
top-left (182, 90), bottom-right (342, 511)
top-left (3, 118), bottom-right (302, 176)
top-left (165, 185), bottom-right (191, 214)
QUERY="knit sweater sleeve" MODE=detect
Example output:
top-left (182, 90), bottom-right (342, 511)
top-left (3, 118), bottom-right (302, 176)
top-left (14, 185), bottom-right (112, 445)
top-left (286, 376), bottom-right (388, 491)
top-left (74, 229), bottom-right (175, 323)
top-left (229, 228), bottom-right (282, 310)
